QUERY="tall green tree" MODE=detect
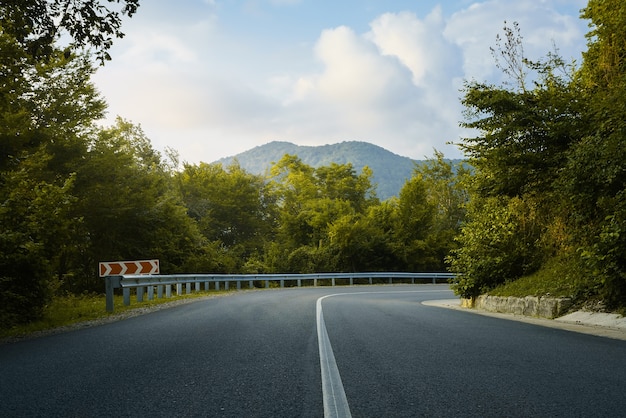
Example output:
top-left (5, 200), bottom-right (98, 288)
top-left (266, 155), bottom-right (378, 272)
top-left (0, 47), bottom-right (106, 323)
top-left (0, 0), bottom-right (140, 325)
top-left (70, 118), bottom-right (202, 289)
top-left (561, 0), bottom-right (626, 307)
top-left (449, 21), bottom-right (583, 298)
top-left (177, 161), bottom-right (272, 271)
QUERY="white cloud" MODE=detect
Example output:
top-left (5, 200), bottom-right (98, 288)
top-left (444, 0), bottom-right (586, 82)
top-left (366, 7), bottom-right (462, 86)
top-left (93, 0), bottom-right (588, 164)
top-left (282, 11), bottom-right (466, 159)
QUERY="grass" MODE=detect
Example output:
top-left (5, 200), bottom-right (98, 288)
top-left (487, 254), bottom-right (594, 300)
top-left (0, 289), bottom-right (230, 340)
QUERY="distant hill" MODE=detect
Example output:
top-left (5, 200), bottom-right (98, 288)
top-left (214, 141), bottom-right (422, 200)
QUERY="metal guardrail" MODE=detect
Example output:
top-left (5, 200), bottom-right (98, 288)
top-left (104, 272), bottom-right (456, 312)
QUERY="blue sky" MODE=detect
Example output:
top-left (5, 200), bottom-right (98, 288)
top-left (93, 0), bottom-right (589, 163)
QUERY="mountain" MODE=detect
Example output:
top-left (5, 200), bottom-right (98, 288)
top-left (214, 141), bottom-right (422, 200)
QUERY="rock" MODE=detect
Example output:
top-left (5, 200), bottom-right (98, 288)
top-left (475, 295), bottom-right (572, 319)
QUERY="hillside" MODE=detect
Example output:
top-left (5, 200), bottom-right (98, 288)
top-left (214, 141), bottom-right (421, 200)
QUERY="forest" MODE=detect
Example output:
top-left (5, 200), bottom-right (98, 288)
top-left (2, 0), bottom-right (626, 327)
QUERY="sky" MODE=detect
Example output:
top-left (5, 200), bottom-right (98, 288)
top-left (92, 0), bottom-right (590, 164)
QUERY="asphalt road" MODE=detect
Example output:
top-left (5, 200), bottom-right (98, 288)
top-left (1, 285), bottom-right (625, 417)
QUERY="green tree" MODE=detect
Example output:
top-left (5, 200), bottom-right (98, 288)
top-left (449, 21), bottom-right (583, 298)
top-left (0, 171), bottom-right (77, 325)
top-left (177, 161), bottom-right (272, 271)
top-left (266, 155), bottom-right (377, 272)
top-left (0, 0), bottom-right (140, 63)
top-left (392, 173), bottom-right (436, 270)
top-left (0, 47), bottom-right (106, 324)
top-left (0, 0), bottom-right (140, 325)
top-left (70, 118), bottom-right (202, 290)
top-left (448, 196), bottom-right (544, 299)
top-left (561, 0), bottom-right (626, 307)
top-left (409, 152), bottom-right (469, 270)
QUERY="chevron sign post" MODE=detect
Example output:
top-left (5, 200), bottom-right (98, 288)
top-left (99, 259), bottom-right (160, 277)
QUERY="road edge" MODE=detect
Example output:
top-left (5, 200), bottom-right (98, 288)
top-left (423, 299), bottom-right (626, 341)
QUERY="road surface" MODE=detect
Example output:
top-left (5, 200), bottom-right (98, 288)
top-left (1, 285), bottom-right (625, 417)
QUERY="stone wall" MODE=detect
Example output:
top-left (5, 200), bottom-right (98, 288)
top-left (466, 295), bottom-right (573, 319)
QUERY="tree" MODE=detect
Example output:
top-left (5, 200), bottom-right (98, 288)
top-left (413, 152), bottom-right (469, 270)
top-left (0, 46), bottom-right (106, 323)
top-left (449, 22), bottom-right (583, 298)
top-left (0, 0), bottom-right (140, 63)
top-left (448, 196), bottom-right (544, 299)
top-left (266, 155), bottom-right (378, 272)
top-left (177, 161), bottom-right (272, 270)
top-left (0, 170), bottom-right (77, 325)
top-left (561, 0), bottom-right (626, 307)
top-left (459, 61), bottom-right (583, 197)
top-left (70, 118), bottom-right (202, 290)
top-left (392, 173), bottom-right (436, 270)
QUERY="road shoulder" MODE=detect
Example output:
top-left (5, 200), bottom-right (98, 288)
top-left (423, 299), bottom-right (626, 341)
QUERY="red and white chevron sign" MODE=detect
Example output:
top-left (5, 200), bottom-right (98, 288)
top-left (99, 259), bottom-right (160, 277)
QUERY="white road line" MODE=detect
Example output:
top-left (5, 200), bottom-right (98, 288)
top-left (317, 295), bottom-right (352, 418)
top-left (316, 289), bottom-right (449, 418)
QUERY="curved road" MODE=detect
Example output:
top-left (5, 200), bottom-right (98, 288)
top-left (1, 285), bottom-right (625, 417)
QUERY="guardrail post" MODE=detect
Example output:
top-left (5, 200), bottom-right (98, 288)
top-left (105, 276), bottom-right (121, 313)
top-left (215, 281), bottom-right (220, 291)
top-left (332, 278), bottom-right (335, 286)
top-left (280, 279), bottom-right (284, 288)
top-left (297, 278), bottom-right (302, 287)
top-left (166, 285), bottom-right (172, 298)
top-left (249, 280), bottom-right (253, 289)
top-left (176, 283), bottom-right (182, 295)
top-left (265, 280), bottom-right (270, 288)
top-left (147, 285), bottom-right (154, 300)
top-left (186, 282), bottom-right (191, 294)
top-left (195, 282), bottom-right (200, 292)
top-left (123, 288), bottom-right (130, 306)
top-left (137, 286), bottom-right (144, 302)
top-left (157, 285), bottom-right (163, 298)
top-left (225, 281), bottom-right (229, 290)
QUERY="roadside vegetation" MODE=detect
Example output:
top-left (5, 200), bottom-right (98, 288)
top-left (2, 0), bottom-right (626, 335)
top-left (448, 1), bottom-right (626, 314)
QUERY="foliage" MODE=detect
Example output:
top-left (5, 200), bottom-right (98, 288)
top-left (0, 43), bottom-right (105, 324)
top-left (0, 0), bottom-right (471, 329)
top-left (176, 161), bottom-right (272, 271)
top-left (216, 140), bottom-right (447, 200)
top-left (0, 0), bottom-right (140, 63)
top-left (449, 20), bottom-right (582, 299)
top-left (448, 195), bottom-right (544, 298)
top-left (451, 4), bottom-right (626, 310)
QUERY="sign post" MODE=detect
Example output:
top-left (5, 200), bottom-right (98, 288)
top-left (100, 259), bottom-right (160, 312)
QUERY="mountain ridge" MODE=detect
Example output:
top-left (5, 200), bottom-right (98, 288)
top-left (214, 140), bottom-right (422, 200)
